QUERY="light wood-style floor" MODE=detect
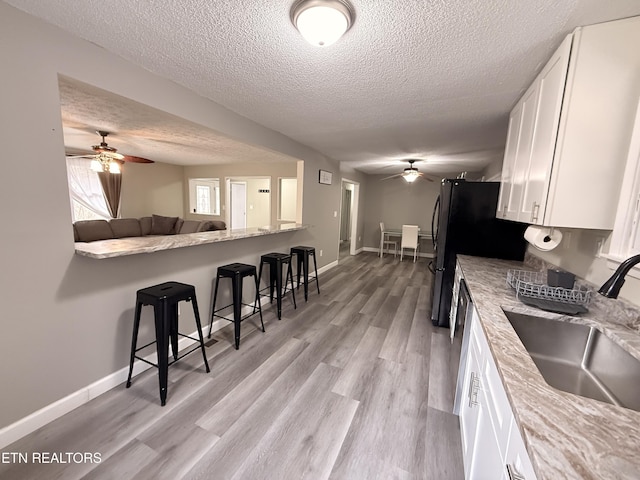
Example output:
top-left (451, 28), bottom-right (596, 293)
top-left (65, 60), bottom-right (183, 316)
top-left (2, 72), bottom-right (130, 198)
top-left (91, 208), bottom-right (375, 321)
top-left (1, 252), bottom-right (464, 480)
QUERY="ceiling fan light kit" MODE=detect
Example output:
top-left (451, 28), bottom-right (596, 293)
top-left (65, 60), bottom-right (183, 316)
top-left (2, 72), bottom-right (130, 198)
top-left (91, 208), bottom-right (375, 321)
top-left (403, 168), bottom-right (420, 183)
top-left (291, 0), bottom-right (354, 47)
top-left (66, 130), bottom-right (154, 174)
top-left (90, 154), bottom-right (121, 174)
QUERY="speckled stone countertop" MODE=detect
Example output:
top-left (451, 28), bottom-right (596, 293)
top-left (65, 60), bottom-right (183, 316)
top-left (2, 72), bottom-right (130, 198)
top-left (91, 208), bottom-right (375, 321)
top-left (75, 223), bottom-right (308, 259)
top-left (457, 254), bottom-right (640, 480)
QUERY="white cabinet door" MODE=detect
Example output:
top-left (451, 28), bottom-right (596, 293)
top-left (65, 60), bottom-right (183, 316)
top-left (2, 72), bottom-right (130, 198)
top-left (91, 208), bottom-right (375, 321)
top-left (456, 307), bottom-right (538, 480)
top-left (511, 82), bottom-right (540, 223)
top-left (519, 35), bottom-right (572, 225)
top-left (459, 335), bottom-right (481, 476)
top-left (469, 388), bottom-right (505, 480)
top-left (497, 16), bottom-right (640, 229)
top-left (504, 417), bottom-right (538, 480)
top-left (497, 103), bottom-right (524, 221)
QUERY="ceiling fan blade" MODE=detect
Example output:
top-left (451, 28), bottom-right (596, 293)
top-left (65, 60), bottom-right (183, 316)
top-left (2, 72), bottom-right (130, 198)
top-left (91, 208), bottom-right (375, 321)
top-left (381, 173), bottom-right (405, 181)
top-left (121, 155), bottom-right (155, 164)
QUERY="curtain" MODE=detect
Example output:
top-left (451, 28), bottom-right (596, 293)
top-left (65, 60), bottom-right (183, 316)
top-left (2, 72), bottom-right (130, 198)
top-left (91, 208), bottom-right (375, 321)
top-left (66, 157), bottom-right (111, 219)
top-left (98, 170), bottom-right (122, 218)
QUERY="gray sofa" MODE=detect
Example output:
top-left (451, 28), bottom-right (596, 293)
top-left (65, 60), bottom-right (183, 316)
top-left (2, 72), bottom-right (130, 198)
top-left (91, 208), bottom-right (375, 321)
top-left (73, 214), bottom-right (226, 242)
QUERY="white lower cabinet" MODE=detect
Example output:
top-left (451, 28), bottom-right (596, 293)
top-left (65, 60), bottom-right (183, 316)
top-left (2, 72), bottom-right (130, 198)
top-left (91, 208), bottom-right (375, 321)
top-left (457, 307), bottom-right (538, 480)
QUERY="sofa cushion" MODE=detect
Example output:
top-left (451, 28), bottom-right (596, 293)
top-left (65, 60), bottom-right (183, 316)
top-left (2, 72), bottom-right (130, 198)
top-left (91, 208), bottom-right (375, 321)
top-left (74, 220), bottom-right (114, 242)
top-left (109, 218), bottom-right (142, 238)
top-left (151, 214), bottom-right (178, 235)
top-left (140, 217), bottom-right (152, 236)
top-left (179, 220), bottom-right (202, 234)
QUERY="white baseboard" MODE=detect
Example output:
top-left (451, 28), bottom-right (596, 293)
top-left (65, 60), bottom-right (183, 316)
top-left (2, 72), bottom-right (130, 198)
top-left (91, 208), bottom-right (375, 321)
top-left (0, 319), bottom-right (226, 450)
top-left (0, 261), bottom-right (345, 449)
top-left (363, 246), bottom-right (434, 259)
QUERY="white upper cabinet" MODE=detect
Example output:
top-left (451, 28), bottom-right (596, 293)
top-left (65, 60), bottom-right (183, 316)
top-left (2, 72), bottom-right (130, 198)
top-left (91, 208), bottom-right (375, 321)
top-left (497, 16), bottom-right (640, 229)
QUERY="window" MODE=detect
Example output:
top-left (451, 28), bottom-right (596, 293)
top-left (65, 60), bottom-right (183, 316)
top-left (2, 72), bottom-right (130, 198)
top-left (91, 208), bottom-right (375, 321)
top-left (66, 157), bottom-right (110, 221)
top-left (189, 178), bottom-right (220, 215)
top-left (608, 97), bottom-right (640, 271)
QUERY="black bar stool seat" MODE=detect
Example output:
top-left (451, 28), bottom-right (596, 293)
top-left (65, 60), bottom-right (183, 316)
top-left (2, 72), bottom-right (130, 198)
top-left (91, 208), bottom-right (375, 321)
top-left (290, 246), bottom-right (320, 301)
top-left (126, 281), bottom-right (210, 406)
top-left (258, 252), bottom-right (297, 319)
top-left (209, 263), bottom-right (264, 350)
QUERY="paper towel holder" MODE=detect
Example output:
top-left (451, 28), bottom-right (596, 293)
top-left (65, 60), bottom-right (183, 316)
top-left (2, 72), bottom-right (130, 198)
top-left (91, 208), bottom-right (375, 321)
top-left (524, 226), bottom-right (563, 251)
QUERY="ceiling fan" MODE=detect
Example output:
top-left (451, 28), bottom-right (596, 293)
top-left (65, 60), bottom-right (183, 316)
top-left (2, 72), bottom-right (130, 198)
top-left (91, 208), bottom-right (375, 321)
top-left (382, 159), bottom-right (434, 183)
top-left (66, 131), bottom-right (154, 174)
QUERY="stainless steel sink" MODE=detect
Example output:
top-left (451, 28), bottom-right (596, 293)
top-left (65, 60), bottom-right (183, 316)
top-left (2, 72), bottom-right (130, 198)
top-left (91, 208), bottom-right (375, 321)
top-left (503, 310), bottom-right (640, 411)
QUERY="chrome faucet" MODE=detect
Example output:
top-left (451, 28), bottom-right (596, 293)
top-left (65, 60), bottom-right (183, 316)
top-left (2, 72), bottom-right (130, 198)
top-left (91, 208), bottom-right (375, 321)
top-left (598, 254), bottom-right (640, 298)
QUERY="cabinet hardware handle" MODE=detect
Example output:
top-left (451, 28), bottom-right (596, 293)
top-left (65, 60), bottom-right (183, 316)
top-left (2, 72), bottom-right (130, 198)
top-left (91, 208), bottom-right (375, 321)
top-left (468, 371), bottom-right (480, 407)
top-left (530, 201), bottom-right (540, 222)
top-left (503, 205), bottom-right (508, 218)
top-left (506, 464), bottom-right (526, 480)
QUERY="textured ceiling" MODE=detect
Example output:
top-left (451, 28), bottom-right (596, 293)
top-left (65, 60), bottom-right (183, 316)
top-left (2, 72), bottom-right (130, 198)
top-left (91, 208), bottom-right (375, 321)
top-left (7, 0), bottom-right (640, 175)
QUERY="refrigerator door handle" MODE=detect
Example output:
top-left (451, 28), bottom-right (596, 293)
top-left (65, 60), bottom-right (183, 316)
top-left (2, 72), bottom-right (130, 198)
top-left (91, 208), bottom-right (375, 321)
top-left (431, 195), bottom-right (440, 249)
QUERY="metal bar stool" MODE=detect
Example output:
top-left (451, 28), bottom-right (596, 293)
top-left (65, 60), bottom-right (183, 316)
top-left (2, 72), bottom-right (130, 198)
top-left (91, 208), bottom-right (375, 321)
top-left (290, 246), bottom-right (320, 301)
top-left (126, 281), bottom-right (210, 406)
top-left (258, 252), bottom-right (297, 319)
top-left (209, 263), bottom-right (264, 350)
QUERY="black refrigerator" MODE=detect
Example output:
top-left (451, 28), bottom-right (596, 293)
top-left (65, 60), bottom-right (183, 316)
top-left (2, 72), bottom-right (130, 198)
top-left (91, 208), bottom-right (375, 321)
top-left (430, 179), bottom-right (527, 327)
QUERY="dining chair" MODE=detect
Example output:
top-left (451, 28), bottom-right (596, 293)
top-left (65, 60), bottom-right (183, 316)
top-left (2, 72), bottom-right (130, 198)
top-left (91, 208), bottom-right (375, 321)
top-left (379, 222), bottom-right (397, 258)
top-left (400, 225), bottom-right (420, 262)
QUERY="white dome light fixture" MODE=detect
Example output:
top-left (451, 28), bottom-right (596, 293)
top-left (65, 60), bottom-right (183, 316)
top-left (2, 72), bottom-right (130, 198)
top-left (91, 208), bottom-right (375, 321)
top-left (291, 0), bottom-right (355, 47)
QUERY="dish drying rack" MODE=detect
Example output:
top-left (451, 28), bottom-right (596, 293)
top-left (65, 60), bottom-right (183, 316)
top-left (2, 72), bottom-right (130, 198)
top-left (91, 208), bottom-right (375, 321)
top-left (506, 269), bottom-right (592, 307)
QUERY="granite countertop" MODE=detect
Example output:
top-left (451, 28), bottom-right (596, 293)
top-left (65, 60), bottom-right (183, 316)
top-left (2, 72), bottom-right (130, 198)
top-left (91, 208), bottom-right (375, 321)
top-left (456, 254), bottom-right (640, 480)
top-left (75, 223), bottom-right (308, 259)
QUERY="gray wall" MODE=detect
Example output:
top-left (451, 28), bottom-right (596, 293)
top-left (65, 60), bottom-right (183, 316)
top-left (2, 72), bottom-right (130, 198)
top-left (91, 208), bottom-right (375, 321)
top-left (120, 161), bottom-right (185, 218)
top-left (362, 175), bottom-right (440, 249)
top-left (0, 3), bottom-right (340, 430)
top-left (183, 162), bottom-right (297, 225)
top-left (530, 229), bottom-right (640, 305)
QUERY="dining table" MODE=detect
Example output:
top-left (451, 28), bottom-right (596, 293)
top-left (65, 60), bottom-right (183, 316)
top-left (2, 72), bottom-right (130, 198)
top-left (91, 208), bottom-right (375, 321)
top-left (380, 227), bottom-right (433, 258)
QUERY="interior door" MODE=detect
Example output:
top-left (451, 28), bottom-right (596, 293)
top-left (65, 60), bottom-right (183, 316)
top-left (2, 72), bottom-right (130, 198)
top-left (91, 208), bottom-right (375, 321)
top-left (230, 181), bottom-right (247, 230)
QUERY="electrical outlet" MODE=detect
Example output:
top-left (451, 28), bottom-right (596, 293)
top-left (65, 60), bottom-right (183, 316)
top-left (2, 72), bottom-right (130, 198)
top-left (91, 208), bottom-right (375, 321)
top-left (333, 211), bottom-right (337, 218)
top-left (320, 249), bottom-right (323, 257)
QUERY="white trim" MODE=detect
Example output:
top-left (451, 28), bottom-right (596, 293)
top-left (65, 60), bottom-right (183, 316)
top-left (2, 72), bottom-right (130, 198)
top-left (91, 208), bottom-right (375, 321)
top-left (363, 246), bottom-right (435, 258)
top-left (0, 325), bottom-right (213, 449)
top-left (604, 254), bottom-right (640, 280)
top-left (0, 261), bottom-right (340, 449)
top-left (608, 96), bottom-right (640, 265)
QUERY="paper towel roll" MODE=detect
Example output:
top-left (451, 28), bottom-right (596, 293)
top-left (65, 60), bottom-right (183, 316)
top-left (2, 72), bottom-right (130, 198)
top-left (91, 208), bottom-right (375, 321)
top-left (524, 226), bottom-right (562, 251)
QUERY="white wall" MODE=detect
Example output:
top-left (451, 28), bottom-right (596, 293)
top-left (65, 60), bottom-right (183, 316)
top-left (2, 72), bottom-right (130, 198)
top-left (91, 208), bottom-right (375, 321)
top-left (0, 3), bottom-right (340, 431)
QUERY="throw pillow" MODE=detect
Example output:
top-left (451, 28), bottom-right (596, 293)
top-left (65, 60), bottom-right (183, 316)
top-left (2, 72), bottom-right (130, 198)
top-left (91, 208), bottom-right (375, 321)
top-left (151, 214), bottom-right (179, 235)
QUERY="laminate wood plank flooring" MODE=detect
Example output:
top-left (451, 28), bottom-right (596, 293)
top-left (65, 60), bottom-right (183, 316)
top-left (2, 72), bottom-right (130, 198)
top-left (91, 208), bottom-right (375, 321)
top-left (0, 252), bottom-right (464, 480)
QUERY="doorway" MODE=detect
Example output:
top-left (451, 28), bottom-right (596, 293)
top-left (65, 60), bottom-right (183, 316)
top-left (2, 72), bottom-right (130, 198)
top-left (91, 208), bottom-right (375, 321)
top-left (230, 181), bottom-right (247, 230)
top-left (339, 179), bottom-right (360, 258)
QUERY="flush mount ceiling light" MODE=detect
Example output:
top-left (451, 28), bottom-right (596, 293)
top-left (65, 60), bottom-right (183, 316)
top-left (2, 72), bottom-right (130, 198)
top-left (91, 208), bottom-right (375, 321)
top-left (291, 0), bottom-right (355, 47)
